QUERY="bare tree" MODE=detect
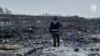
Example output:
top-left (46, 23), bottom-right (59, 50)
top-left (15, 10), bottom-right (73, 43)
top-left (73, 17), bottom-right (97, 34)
top-left (0, 6), bottom-right (12, 14)
top-left (4, 8), bottom-right (12, 14)
top-left (0, 7), bottom-right (4, 14)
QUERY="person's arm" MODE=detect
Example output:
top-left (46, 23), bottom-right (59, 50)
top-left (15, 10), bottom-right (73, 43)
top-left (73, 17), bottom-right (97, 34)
top-left (59, 23), bottom-right (63, 35)
top-left (49, 23), bottom-right (52, 33)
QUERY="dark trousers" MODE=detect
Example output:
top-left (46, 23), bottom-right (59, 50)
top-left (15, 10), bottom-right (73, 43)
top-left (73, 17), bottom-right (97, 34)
top-left (52, 32), bottom-right (60, 47)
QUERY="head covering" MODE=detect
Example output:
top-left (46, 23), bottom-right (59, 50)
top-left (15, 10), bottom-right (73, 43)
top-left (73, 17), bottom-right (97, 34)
top-left (52, 16), bottom-right (58, 24)
top-left (53, 16), bottom-right (57, 20)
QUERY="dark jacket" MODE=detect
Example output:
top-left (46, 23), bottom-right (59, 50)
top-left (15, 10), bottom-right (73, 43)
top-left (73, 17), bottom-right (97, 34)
top-left (49, 21), bottom-right (60, 33)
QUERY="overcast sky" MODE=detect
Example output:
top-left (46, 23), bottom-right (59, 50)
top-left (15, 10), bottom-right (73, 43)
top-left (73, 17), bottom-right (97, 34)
top-left (0, 0), bottom-right (100, 18)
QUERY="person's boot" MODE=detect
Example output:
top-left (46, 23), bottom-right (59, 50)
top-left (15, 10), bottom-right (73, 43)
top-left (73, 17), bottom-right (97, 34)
top-left (57, 39), bottom-right (60, 47)
top-left (58, 43), bottom-right (60, 47)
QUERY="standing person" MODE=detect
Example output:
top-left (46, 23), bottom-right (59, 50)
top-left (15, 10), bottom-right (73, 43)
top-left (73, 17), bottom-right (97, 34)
top-left (49, 16), bottom-right (61, 47)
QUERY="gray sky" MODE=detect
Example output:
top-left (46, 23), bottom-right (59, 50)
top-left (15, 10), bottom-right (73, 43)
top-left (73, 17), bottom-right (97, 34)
top-left (0, 0), bottom-right (100, 18)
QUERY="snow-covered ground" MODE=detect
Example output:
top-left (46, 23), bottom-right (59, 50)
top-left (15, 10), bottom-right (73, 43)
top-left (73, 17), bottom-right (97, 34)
top-left (42, 46), bottom-right (87, 56)
top-left (41, 46), bottom-right (100, 56)
top-left (41, 35), bottom-right (100, 56)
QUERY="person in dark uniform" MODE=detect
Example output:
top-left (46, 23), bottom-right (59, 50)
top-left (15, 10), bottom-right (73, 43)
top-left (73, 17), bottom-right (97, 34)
top-left (49, 16), bottom-right (61, 47)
